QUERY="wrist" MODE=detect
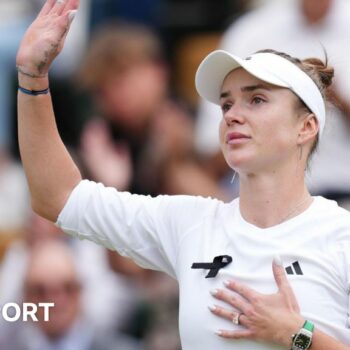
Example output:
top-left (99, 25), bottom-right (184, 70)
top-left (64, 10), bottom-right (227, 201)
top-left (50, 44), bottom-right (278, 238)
top-left (18, 72), bottom-right (49, 91)
top-left (278, 316), bottom-right (305, 348)
top-left (290, 320), bottom-right (314, 350)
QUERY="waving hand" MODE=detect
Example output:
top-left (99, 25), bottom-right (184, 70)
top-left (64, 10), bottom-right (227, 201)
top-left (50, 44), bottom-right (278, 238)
top-left (16, 0), bottom-right (79, 78)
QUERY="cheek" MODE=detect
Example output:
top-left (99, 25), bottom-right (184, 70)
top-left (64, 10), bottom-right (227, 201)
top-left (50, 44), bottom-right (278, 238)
top-left (218, 118), bottom-right (226, 146)
top-left (257, 120), bottom-right (296, 156)
top-left (255, 108), bottom-right (296, 142)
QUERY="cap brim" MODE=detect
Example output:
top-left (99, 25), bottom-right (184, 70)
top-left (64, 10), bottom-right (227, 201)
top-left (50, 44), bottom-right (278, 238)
top-left (195, 50), bottom-right (289, 105)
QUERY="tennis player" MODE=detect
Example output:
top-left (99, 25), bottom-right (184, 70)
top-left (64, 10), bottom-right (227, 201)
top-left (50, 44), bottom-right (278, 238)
top-left (16, 1), bottom-right (350, 349)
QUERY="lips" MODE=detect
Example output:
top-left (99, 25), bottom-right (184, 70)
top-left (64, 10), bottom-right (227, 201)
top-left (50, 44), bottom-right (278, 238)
top-left (226, 132), bottom-right (250, 144)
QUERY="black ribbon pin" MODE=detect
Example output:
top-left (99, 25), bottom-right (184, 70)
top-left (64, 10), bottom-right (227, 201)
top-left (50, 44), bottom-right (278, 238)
top-left (191, 255), bottom-right (232, 278)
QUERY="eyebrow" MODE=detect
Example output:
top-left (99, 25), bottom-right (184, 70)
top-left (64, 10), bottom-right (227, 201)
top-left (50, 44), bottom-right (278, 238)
top-left (220, 84), bottom-right (272, 99)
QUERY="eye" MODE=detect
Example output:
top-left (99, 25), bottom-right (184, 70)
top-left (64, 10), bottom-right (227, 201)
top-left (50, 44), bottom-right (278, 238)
top-left (221, 103), bottom-right (232, 113)
top-left (251, 96), bottom-right (266, 105)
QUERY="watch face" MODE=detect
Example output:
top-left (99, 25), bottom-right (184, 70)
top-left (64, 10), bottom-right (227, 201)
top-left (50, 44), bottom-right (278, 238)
top-left (294, 333), bottom-right (311, 349)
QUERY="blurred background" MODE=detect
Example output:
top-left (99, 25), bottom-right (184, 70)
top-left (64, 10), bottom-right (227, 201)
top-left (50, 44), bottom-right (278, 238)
top-left (1, 0), bottom-right (350, 349)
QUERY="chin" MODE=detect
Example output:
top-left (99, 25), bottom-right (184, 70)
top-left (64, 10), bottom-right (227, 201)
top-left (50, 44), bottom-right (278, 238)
top-left (225, 152), bottom-right (254, 172)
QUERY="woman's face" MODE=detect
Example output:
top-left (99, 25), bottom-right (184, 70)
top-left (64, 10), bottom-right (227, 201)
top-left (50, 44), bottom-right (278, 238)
top-left (219, 68), bottom-right (301, 174)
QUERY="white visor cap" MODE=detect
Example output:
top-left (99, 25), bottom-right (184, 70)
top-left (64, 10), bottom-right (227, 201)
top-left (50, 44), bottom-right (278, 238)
top-left (195, 50), bottom-right (326, 137)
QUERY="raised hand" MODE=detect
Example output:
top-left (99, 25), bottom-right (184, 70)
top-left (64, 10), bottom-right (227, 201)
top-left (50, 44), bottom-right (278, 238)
top-left (16, 0), bottom-right (79, 78)
top-left (209, 257), bottom-right (304, 347)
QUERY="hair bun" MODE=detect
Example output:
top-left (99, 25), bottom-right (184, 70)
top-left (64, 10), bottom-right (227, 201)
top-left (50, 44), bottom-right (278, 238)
top-left (302, 57), bottom-right (334, 89)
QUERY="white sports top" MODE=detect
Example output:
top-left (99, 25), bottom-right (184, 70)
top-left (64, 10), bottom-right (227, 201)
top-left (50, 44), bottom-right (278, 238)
top-left (57, 180), bottom-right (350, 349)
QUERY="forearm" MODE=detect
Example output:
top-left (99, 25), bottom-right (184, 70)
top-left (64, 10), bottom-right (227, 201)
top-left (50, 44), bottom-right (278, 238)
top-left (18, 73), bottom-right (82, 221)
top-left (309, 328), bottom-right (350, 350)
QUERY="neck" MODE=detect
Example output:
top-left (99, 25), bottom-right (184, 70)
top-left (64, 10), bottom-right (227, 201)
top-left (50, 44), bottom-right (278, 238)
top-left (238, 165), bottom-right (312, 229)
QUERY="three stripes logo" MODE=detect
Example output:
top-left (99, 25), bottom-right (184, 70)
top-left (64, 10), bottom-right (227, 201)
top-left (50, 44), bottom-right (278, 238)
top-left (285, 261), bottom-right (303, 275)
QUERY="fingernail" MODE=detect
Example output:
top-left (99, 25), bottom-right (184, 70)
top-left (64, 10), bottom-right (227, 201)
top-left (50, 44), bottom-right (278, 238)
top-left (223, 280), bottom-right (230, 287)
top-left (273, 254), bottom-right (283, 267)
top-left (210, 289), bottom-right (218, 296)
top-left (68, 10), bottom-right (77, 22)
top-left (215, 330), bottom-right (223, 336)
top-left (208, 305), bottom-right (216, 312)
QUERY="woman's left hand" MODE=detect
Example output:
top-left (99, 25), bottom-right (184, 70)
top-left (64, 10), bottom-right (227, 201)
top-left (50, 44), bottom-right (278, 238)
top-left (209, 257), bottom-right (305, 347)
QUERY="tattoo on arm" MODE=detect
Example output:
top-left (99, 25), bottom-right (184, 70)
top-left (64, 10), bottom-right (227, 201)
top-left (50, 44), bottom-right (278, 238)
top-left (17, 20), bottom-right (70, 79)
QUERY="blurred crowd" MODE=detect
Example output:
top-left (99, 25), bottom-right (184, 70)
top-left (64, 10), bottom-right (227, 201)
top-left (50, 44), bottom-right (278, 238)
top-left (1, 0), bottom-right (350, 349)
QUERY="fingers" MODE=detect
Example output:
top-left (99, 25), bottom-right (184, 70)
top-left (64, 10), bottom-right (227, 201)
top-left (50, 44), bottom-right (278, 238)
top-left (39, 0), bottom-right (79, 18)
top-left (50, 0), bottom-right (67, 16)
top-left (209, 306), bottom-right (251, 328)
top-left (272, 255), bottom-right (289, 291)
top-left (272, 258), bottom-right (300, 312)
top-left (272, 257), bottom-right (295, 295)
top-left (209, 305), bottom-right (240, 323)
top-left (210, 288), bottom-right (251, 315)
top-left (223, 280), bottom-right (259, 303)
top-left (51, 0), bottom-right (79, 16)
top-left (62, 0), bottom-right (80, 13)
top-left (216, 329), bottom-right (253, 339)
top-left (38, 0), bottom-right (56, 17)
top-left (237, 313), bottom-right (250, 327)
top-left (55, 5), bottom-right (78, 37)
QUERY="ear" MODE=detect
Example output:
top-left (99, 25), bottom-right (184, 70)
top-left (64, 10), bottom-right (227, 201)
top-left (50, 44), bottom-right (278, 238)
top-left (297, 113), bottom-right (319, 146)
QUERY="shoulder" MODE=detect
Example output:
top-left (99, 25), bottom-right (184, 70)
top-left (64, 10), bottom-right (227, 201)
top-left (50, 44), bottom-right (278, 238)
top-left (313, 196), bottom-right (350, 243)
top-left (154, 193), bottom-right (224, 210)
top-left (313, 196), bottom-right (350, 223)
top-left (65, 179), bottom-right (228, 225)
top-left (150, 193), bottom-right (228, 227)
top-left (315, 196), bottom-right (350, 219)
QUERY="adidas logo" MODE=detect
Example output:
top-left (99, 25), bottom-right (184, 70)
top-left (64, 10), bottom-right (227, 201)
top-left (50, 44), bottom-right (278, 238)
top-left (285, 261), bottom-right (303, 275)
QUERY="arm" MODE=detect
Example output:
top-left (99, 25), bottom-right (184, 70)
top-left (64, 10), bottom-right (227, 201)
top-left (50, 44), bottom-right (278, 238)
top-left (210, 258), bottom-right (350, 349)
top-left (17, 0), bottom-right (82, 221)
top-left (309, 331), bottom-right (350, 350)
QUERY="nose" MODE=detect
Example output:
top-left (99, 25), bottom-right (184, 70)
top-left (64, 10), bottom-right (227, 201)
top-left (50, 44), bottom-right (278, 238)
top-left (223, 104), bottom-right (245, 126)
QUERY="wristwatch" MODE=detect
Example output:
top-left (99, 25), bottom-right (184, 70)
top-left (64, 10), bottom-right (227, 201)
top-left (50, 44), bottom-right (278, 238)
top-left (291, 320), bottom-right (314, 350)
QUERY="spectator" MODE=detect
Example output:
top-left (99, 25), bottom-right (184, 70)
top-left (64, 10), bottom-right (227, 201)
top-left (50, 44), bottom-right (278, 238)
top-left (0, 212), bottom-right (146, 337)
top-left (0, 212), bottom-right (62, 308)
top-left (0, 239), bottom-right (143, 350)
top-left (78, 22), bottom-right (227, 199)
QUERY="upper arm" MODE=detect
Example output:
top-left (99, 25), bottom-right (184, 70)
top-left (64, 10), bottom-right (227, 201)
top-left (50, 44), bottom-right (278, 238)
top-left (32, 173), bottom-right (82, 223)
top-left (56, 180), bottom-right (216, 277)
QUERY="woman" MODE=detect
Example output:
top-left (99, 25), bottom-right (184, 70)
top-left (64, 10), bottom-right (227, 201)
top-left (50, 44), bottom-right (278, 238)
top-left (16, 1), bottom-right (350, 349)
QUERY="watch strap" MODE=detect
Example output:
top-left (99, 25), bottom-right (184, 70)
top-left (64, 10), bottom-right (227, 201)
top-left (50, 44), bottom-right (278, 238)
top-left (303, 320), bottom-right (314, 332)
top-left (290, 320), bottom-right (314, 350)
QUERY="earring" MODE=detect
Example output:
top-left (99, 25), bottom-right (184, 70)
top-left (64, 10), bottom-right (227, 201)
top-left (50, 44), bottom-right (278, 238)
top-left (230, 171), bottom-right (237, 184)
top-left (299, 145), bottom-right (303, 160)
